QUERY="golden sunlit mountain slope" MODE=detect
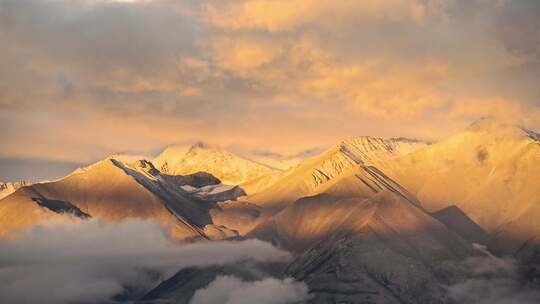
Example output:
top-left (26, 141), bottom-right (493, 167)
top-left (386, 118), bottom-right (540, 254)
top-left (212, 140), bottom-right (426, 235)
top-left (154, 142), bottom-right (278, 185)
top-left (242, 137), bottom-right (427, 212)
top-left (0, 158), bottom-right (213, 239)
top-left (0, 186), bottom-right (77, 237)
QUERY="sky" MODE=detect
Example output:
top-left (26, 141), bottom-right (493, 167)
top-left (1, 0), bottom-right (539, 181)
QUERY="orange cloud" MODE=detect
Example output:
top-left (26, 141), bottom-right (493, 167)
top-left (201, 34), bottom-right (450, 119)
top-left (1, 0), bottom-right (539, 171)
top-left (202, 0), bottom-right (436, 32)
top-left (211, 37), bottom-right (284, 73)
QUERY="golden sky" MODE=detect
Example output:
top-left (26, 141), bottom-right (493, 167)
top-left (1, 0), bottom-right (539, 180)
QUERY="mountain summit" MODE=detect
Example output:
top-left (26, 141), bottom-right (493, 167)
top-left (153, 142), bottom-right (278, 185)
top-left (243, 136), bottom-right (428, 211)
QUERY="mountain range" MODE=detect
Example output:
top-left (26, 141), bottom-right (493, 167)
top-left (1, 118), bottom-right (539, 303)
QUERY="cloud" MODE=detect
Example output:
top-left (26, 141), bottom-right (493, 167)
top-left (494, 0), bottom-right (540, 58)
top-left (190, 275), bottom-right (310, 304)
top-left (201, 0), bottom-right (437, 32)
top-left (1, 0), bottom-right (540, 181)
top-left (211, 36), bottom-right (284, 73)
top-left (445, 243), bottom-right (540, 304)
top-left (0, 219), bottom-right (291, 304)
top-left (0, 0), bottom-right (198, 73)
top-left (199, 0), bottom-right (540, 129)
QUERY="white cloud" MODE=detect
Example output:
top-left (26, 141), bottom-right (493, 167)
top-left (0, 219), bottom-right (291, 304)
top-left (446, 243), bottom-right (540, 304)
top-left (190, 275), bottom-right (310, 304)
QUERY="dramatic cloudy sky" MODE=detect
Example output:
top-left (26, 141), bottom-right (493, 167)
top-left (1, 0), bottom-right (539, 180)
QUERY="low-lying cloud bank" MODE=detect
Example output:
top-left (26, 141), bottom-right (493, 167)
top-left (190, 276), bottom-right (310, 304)
top-left (0, 219), bottom-right (292, 304)
top-left (446, 244), bottom-right (540, 304)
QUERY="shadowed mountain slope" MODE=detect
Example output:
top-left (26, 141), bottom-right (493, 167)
top-left (248, 190), bottom-right (472, 303)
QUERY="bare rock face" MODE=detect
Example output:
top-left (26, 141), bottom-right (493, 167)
top-left (181, 184), bottom-right (246, 202)
top-left (31, 197), bottom-right (90, 219)
top-left (431, 205), bottom-right (489, 245)
top-left (166, 171), bottom-right (221, 188)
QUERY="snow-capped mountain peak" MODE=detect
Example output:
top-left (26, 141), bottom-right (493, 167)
top-left (243, 135), bottom-right (428, 211)
top-left (154, 142), bottom-right (278, 185)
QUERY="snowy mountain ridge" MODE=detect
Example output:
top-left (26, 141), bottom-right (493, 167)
top-left (0, 181), bottom-right (28, 200)
top-left (153, 142), bottom-right (279, 185)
